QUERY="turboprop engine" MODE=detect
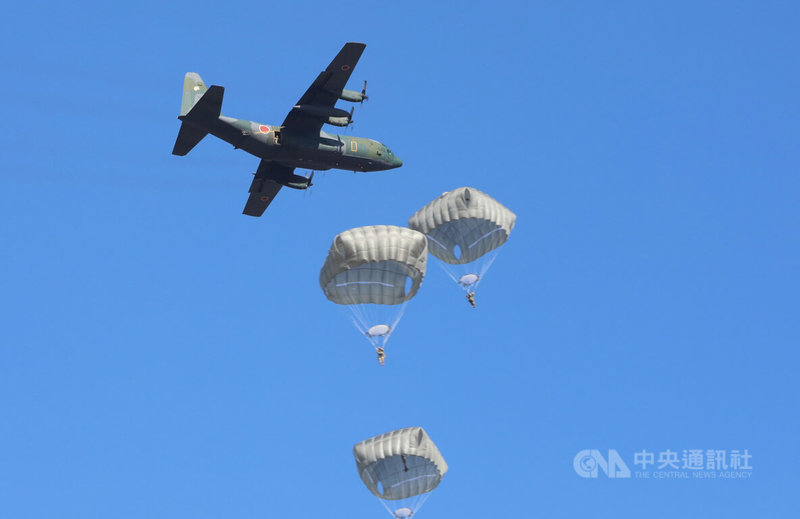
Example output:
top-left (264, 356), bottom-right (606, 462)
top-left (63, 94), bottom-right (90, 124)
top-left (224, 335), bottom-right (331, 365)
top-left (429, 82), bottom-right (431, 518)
top-left (337, 80), bottom-right (369, 103)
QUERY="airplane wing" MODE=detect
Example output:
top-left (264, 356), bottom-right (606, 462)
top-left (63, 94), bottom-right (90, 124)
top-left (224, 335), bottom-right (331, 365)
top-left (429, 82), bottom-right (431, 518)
top-left (242, 161), bottom-right (293, 217)
top-left (281, 42), bottom-right (366, 134)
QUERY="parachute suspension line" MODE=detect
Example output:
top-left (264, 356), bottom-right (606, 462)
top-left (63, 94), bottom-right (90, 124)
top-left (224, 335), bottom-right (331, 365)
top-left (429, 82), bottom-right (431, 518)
top-left (348, 302), bottom-right (370, 335)
top-left (389, 300), bottom-right (409, 338)
top-left (339, 289), bottom-right (373, 336)
top-left (474, 248), bottom-right (501, 290)
top-left (414, 492), bottom-right (432, 515)
top-left (377, 491), bottom-right (432, 519)
top-left (378, 497), bottom-right (401, 518)
top-left (339, 299), bottom-right (369, 336)
top-left (340, 298), bottom-right (410, 350)
top-left (435, 258), bottom-right (462, 287)
top-left (347, 304), bottom-right (380, 345)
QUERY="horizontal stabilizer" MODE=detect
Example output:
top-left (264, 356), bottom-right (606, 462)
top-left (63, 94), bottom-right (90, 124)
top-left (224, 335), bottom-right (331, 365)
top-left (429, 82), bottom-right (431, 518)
top-left (172, 122), bottom-right (208, 156)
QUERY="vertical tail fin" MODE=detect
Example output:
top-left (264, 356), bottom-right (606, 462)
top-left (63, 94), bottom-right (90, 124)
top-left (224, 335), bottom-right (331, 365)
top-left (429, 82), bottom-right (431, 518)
top-left (180, 72), bottom-right (208, 116)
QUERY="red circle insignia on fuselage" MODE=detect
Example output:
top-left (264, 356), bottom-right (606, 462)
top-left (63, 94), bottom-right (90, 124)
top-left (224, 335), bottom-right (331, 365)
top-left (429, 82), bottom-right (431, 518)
top-left (259, 125), bottom-right (270, 133)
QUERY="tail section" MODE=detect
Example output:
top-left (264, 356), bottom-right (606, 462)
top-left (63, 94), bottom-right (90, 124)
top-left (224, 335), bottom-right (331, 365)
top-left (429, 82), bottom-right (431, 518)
top-left (172, 73), bottom-right (225, 156)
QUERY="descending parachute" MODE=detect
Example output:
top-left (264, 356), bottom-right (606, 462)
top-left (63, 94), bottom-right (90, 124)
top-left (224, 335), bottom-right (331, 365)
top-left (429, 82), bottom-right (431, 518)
top-left (319, 225), bottom-right (427, 364)
top-left (408, 187), bottom-right (516, 307)
top-left (354, 427), bottom-right (448, 518)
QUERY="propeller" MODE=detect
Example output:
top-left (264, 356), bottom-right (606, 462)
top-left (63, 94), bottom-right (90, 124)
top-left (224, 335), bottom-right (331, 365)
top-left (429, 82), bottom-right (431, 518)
top-left (361, 80), bottom-right (368, 103)
top-left (303, 171), bottom-right (315, 198)
top-left (345, 106), bottom-right (355, 133)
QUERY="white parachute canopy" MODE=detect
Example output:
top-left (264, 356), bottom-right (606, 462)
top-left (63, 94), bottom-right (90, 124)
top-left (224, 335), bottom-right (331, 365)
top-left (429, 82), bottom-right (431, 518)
top-left (319, 225), bottom-right (427, 351)
top-left (408, 187), bottom-right (516, 297)
top-left (354, 427), bottom-right (448, 518)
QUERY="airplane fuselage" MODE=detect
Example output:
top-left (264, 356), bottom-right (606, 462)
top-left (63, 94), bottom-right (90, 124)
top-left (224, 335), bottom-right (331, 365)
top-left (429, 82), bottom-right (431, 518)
top-left (172, 43), bottom-right (400, 216)
top-left (186, 114), bottom-right (402, 173)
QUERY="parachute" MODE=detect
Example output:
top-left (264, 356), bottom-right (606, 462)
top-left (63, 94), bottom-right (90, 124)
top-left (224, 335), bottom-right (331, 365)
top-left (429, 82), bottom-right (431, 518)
top-left (408, 187), bottom-right (515, 307)
top-left (354, 427), bottom-right (448, 518)
top-left (319, 225), bottom-right (427, 361)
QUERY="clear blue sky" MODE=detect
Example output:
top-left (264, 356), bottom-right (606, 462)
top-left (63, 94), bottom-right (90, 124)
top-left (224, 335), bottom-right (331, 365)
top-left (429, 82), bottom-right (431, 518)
top-left (2, 1), bottom-right (798, 517)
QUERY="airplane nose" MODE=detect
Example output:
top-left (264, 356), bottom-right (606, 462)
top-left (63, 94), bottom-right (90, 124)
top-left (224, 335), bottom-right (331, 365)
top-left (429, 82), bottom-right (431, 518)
top-left (393, 156), bottom-right (403, 168)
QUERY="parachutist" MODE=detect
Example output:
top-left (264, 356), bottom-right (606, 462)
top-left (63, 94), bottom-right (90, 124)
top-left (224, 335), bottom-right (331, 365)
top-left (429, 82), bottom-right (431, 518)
top-left (466, 292), bottom-right (476, 308)
top-left (353, 427), bottom-right (445, 519)
top-left (376, 347), bottom-right (386, 366)
top-left (321, 226), bottom-right (426, 360)
top-left (409, 187), bottom-right (515, 309)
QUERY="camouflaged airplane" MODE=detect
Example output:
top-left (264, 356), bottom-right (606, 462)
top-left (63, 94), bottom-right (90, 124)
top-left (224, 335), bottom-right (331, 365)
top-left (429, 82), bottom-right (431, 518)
top-left (171, 42), bottom-right (402, 217)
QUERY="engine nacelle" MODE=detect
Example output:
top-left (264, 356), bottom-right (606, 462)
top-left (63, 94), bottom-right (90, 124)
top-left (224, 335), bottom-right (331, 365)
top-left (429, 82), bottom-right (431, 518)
top-left (326, 116), bottom-right (351, 127)
top-left (339, 89), bottom-right (366, 103)
top-left (284, 173), bottom-right (313, 190)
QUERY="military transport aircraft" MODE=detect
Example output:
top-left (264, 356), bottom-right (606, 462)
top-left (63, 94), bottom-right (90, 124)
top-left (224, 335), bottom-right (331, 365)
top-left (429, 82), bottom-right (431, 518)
top-left (171, 42), bottom-right (402, 217)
